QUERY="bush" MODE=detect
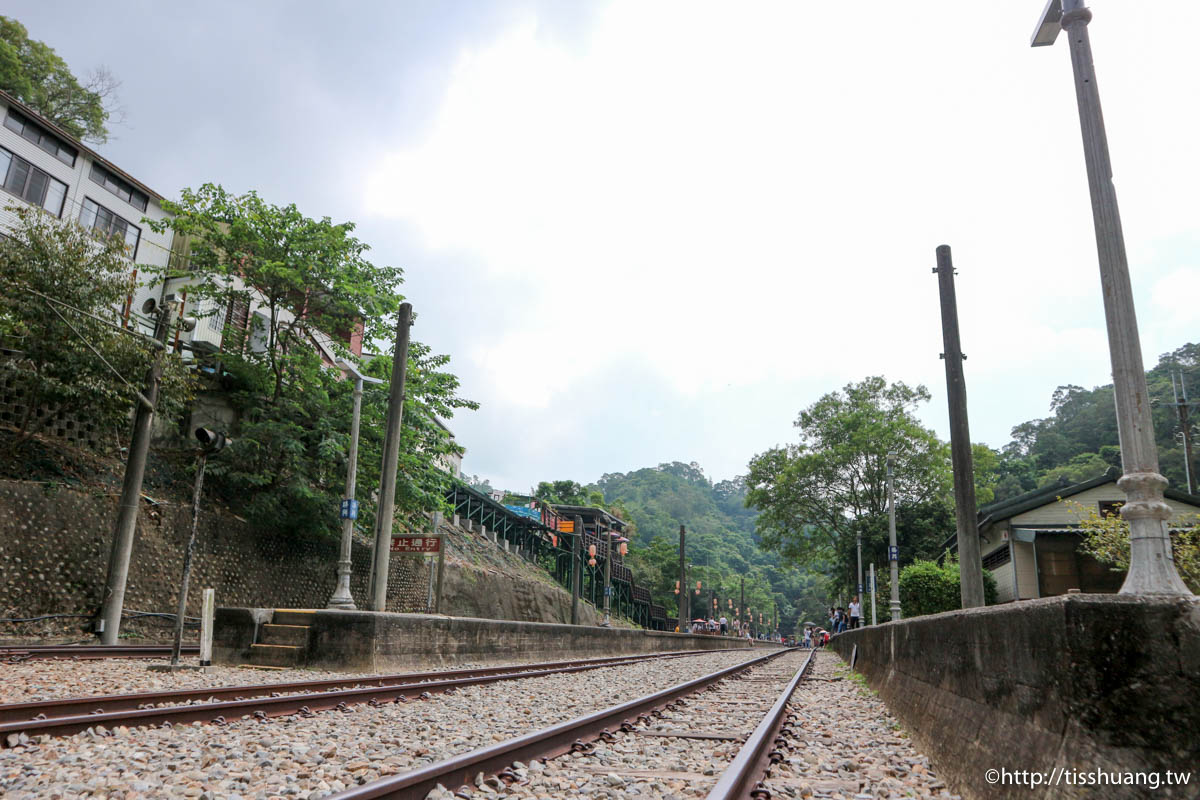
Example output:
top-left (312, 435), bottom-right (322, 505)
top-left (899, 553), bottom-right (997, 617)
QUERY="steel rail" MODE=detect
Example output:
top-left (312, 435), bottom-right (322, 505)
top-left (0, 648), bottom-right (735, 725)
top-left (0, 649), bottom-right (753, 743)
top-left (327, 648), bottom-right (794, 800)
top-left (703, 648), bottom-right (815, 800)
top-left (0, 645), bottom-right (200, 662)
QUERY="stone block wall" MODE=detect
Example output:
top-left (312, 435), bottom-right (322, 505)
top-left (0, 479), bottom-right (431, 623)
top-left (830, 595), bottom-right (1200, 800)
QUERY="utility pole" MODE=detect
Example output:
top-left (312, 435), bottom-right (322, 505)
top-left (570, 515), bottom-right (583, 625)
top-left (1032, 0), bottom-right (1190, 595)
top-left (855, 531), bottom-right (863, 606)
top-left (869, 563), bottom-right (877, 626)
top-left (328, 361), bottom-right (382, 610)
top-left (170, 428), bottom-right (230, 666)
top-left (602, 524), bottom-right (612, 626)
top-left (887, 451), bottom-right (901, 620)
top-left (99, 299), bottom-right (175, 644)
top-left (370, 303), bottom-right (413, 612)
top-left (1169, 371), bottom-right (1197, 495)
top-left (935, 244), bottom-right (985, 609)
top-left (677, 525), bottom-right (687, 630)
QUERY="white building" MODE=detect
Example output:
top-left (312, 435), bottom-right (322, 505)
top-left (0, 90), bottom-right (175, 337)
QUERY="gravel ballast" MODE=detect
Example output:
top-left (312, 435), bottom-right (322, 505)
top-left (0, 649), bottom-right (764, 799)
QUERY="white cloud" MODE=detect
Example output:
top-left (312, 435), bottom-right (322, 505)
top-left (360, 0), bottom-right (1200, 485)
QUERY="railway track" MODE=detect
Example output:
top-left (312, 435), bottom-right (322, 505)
top-left (325, 647), bottom-right (815, 800)
top-left (0, 648), bottom-right (744, 743)
top-left (0, 644), bottom-right (200, 662)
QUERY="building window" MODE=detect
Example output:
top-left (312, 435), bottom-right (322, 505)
top-left (89, 163), bottom-right (149, 212)
top-left (0, 146), bottom-right (67, 216)
top-left (79, 197), bottom-right (140, 259)
top-left (3, 108), bottom-right (77, 166)
top-left (982, 547), bottom-right (1011, 570)
top-left (1098, 501), bottom-right (1123, 519)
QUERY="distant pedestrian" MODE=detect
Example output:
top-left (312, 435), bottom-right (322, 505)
top-left (849, 596), bottom-right (862, 630)
top-left (719, 615), bottom-right (728, 635)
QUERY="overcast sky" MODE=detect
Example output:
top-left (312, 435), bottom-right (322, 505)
top-left (13, 1), bottom-right (1200, 491)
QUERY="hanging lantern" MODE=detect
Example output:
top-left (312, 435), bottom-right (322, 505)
top-left (674, 580), bottom-right (680, 595)
top-left (696, 580), bottom-right (701, 590)
top-left (588, 557), bottom-right (597, 566)
top-left (551, 534), bottom-right (558, 548)
top-left (618, 542), bottom-right (628, 556)
top-left (728, 599), bottom-right (733, 609)
top-left (588, 544), bottom-right (596, 558)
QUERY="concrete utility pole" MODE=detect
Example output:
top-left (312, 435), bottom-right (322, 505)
top-left (370, 303), bottom-right (414, 612)
top-left (887, 451), bottom-right (901, 620)
top-left (328, 361), bottom-right (383, 610)
top-left (677, 525), bottom-right (687, 630)
top-left (570, 516), bottom-right (583, 625)
top-left (433, 512), bottom-right (446, 614)
top-left (99, 301), bottom-right (174, 644)
top-left (1032, 0), bottom-right (1190, 594)
top-left (1169, 371), bottom-right (1196, 495)
top-left (935, 244), bottom-right (985, 609)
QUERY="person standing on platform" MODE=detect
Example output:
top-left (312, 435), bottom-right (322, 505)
top-left (849, 596), bottom-right (862, 629)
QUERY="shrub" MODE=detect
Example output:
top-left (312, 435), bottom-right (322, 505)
top-left (899, 553), bottom-right (997, 617)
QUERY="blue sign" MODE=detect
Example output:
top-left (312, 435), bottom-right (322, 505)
top-left (604, 586), bottom-right (613, 597)
top-left (340, 499), bottom-right (359, 520)
top-left (857, 583), bottom-right (863, 594)
top-left (888, 545), bottom-right (899, 561)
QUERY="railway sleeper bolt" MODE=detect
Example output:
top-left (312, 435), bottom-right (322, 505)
top-left (212, 716), bottom-right (226, 726)
top-left (637, 714), bottom-right (652, 725)
top-left (335, 702), bottom-right (350, 713)
top-left (454, 787), bottom-right (473, 799)
top-left (750, 784), bottom-right (773, 800)
top-left (253, 711), bottom-right (268, 722)
top-left (32, 713), bottom-right (46, 721)
top-left (768, 749), bottom-right (786, 764)
top-left (299, 706), bottom-right (314, 718)
top-left (619, 721), bottom-right (636, 733)
top-left (598, 729), bottom-right (616, 743)
top-left (498, 768), bottom-right (519, 785)
top-left (570, 739), bottom-right (595, 754)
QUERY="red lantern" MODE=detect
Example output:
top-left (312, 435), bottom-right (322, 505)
top-left (588, 557), bottom-right (597, 566)
top-left (674, 580), bottom-right (680, 595)
top-left (551, 534), bottom-right (558, 548)
top-left (618, 542), bottom-right (628, 556)
top-left (695, 580), bottom-right (701, 590)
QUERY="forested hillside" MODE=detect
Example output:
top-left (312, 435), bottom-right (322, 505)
top-left (987, 342), bottom-right (1200, 501)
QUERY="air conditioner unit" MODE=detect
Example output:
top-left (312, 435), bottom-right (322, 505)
top-left (187, 297), bottom-right (225, 353)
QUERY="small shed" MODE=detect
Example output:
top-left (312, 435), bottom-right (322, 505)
top-left (962, 468), bottom-right (1200, 602)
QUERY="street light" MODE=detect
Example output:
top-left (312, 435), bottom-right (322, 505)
top-left (1031, 0), bottom-right (1191, 595)
top-left (327, 359), bottom-right (384, 610)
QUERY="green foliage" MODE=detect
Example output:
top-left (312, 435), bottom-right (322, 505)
top-left (148, 185), bottom-right (475, 538)
top-left (1063, 500), bottom-right (1200, 592)
top-left (993, 342), bottom-right (1200, 500)
top-left (745, 377), bottom-right (951, 598)
top-left (898, 554), bottom-right (997, 617)
top-left (0, 17), bottom-right (116, 143)
top-left (0, 204), bottom-right (192, 440)
top-left (595, 461), bottom-right (820, 634)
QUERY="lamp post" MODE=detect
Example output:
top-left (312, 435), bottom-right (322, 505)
top-left (887, 451), bottom-right (902, 619)
top-left (1031, 0), bottom-right (1190, 595)
top-left (855, 530), bottom-right (863, 609)
top-left (327, 360), bottom-right (383, 610)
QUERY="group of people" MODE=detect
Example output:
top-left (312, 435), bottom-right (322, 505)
top-left (800, 596), bottom-right (865, 649)
top-left (828, 597), bottom-right (864, 633)
top-left (684, 615), bottom-right (781, 641)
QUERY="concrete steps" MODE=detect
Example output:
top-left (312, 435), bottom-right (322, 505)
top-left (247, 610), bottom-right (316, 668)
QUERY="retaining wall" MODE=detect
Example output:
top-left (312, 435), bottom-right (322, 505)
top-left (215, 607), bottom-right (779, 672)
top-left (830, 594), bottom-right (1200, 800)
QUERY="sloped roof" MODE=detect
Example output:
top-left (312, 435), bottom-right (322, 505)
top-left (942, 468), bottom-right (1200, 553)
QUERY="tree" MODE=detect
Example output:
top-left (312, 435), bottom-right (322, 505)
top-left (745, 377), bottom-right (952, 591)
top-left (0, 203), bottom-right (191, 443)
top-left (148, 185), bottom-right (475, 538)
top-left (1064, 500), bottom-right (1200, 592)
top-left (0, 17), bottom-right (121, 143)
top-left (898, 554), bottom-right (998, 617)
